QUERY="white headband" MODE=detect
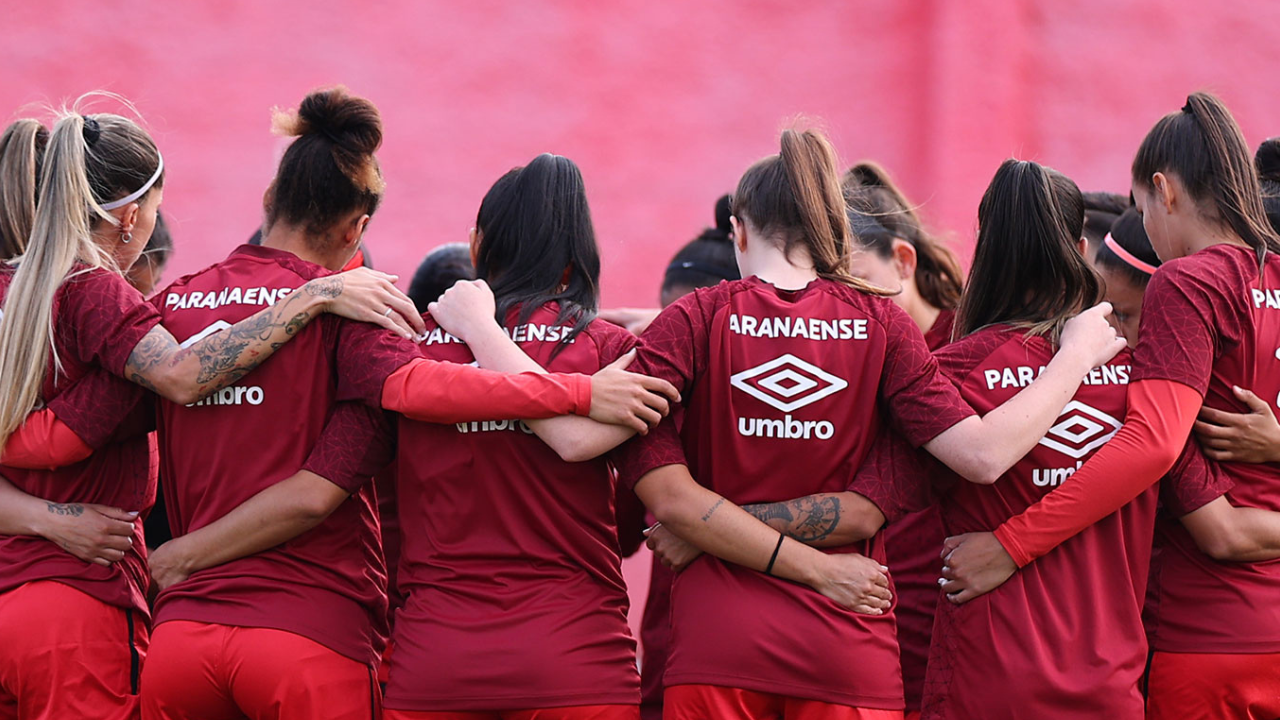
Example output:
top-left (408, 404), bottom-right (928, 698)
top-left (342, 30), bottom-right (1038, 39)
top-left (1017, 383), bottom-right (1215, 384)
top-left (100, 154), bottom-right (164, 211)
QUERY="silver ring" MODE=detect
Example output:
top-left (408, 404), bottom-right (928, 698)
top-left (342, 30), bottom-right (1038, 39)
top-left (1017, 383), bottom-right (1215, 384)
top-left (382, 307), bottom-right (394, 318)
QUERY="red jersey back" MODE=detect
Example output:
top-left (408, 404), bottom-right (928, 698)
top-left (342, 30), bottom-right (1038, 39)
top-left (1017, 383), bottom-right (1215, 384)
top-left (0, 267), bottom-right (159, 615)
top-left (618, 277), bottom-right (973, 709)
top-left (152, 245), bottom-right (387, 665)
top-left (385, 305), bottom-right (640, 712)
top-left (1136, 244), bottom-right (1280, 652)
top-left (913, 328), bottom-right (1152, 720)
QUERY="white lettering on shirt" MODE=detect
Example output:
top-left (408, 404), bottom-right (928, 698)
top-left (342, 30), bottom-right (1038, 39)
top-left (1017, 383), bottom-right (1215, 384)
top-left (728, 314), bottom-right (867, 341)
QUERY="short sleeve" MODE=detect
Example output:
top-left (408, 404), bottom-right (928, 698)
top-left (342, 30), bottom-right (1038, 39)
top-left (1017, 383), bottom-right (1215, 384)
top-left (302, 402), bottom-right (395, 493)
top-left (614, 415), bottom-right (687, 490)
top-left (1131, 260), bottom-right (1238, 395)
top-left (46, 368), bottom-right (154, 449)
top-left (1160, 436), bottom-right (1234, 517)
top-left (877, 305), bottom-right (975, 446)
top-left (848, 428), bottom-right (938, 523)
top-left (62, 269), bottom-right (163, 376)
top-left (335, 318), bottom-right (423, 406)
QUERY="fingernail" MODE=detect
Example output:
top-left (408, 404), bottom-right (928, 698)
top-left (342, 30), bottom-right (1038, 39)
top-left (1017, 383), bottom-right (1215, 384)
top-left (127, 512), bottom-right (139, 518)
top-left (937, 578), bottom-right (945, 586)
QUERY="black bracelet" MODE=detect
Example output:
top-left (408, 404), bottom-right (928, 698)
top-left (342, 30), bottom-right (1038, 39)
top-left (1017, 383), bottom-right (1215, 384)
top-left (764, 533), bottom-right (785, 576)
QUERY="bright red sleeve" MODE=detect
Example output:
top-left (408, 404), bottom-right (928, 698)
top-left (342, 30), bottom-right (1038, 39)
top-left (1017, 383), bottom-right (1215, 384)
top-left (380, 357), bottom-right (592, 423)
top-left (993, 379), bottom-right (1202, 567)
top-left (1, 409), bottom-right (94, 470)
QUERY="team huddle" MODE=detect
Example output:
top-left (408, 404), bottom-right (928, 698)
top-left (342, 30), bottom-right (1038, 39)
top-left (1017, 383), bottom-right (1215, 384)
top-left (0, 85), bottom-right (1276, 720)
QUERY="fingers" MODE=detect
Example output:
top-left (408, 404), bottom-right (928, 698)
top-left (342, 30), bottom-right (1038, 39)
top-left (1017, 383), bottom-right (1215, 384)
top-left (1193, 420), bottom-right (1235, 440)
top-left (1202, 447), bottom-right (1238, 462)
top-left (947, 588), bottom-right (981, 605)
top-left (631, 403), bottom-right (663, 429)
top-left (940, 534), bottom-right (964, 558)
top-left (852, 604), bottom-right (886, 616)
top-left (640, 375), bottom-right (682, 404)
top-left (1234, 386), bottom-right (1275, 415)
top-left (606, 349), bottom-right (637, 372)
top-left (385, 288), bottom-right (426, 334)
top-left (939, 577), bottom-right (964, 595)
top-left (1196, 406), bottom-right (1236, 425)
top-left (90, 505), bottom-right (138, 523)
top-left (1089, 301), bottom-right (1114, 318)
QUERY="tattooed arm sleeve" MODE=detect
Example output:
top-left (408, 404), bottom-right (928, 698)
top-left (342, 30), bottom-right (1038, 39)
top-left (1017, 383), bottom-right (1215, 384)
top-left (122, 276), bottom-right (342, 404)
top-left (741, 492), bottom-right (886, 548)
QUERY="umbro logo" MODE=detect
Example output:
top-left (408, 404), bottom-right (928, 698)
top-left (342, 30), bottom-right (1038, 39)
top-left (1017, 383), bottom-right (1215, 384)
top-left (1038, 401), bottom-right (1121, 459)
top-left (729, 354), bottom-right (848, 413)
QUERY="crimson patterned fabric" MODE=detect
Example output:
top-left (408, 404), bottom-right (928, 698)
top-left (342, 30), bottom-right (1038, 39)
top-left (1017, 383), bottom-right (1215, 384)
top-left (614, 277), bottom-right (973, 709)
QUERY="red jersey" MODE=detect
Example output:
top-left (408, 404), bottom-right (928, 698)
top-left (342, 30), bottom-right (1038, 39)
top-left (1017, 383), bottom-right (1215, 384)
top-left (152, 245), bottom-right (394, 665)
top-left (617, 276), bottom-right (974, 709)
top-left (1135, 244), bottom-right (1280, 653)
top-left (0, 267), bottom-right (160, 616)
top-left (881, 308), bottom-right (954, 711)
top-left (856, 327), bottom-right (1222, 720)
top-left (384, 305), bottom-right (640, 712)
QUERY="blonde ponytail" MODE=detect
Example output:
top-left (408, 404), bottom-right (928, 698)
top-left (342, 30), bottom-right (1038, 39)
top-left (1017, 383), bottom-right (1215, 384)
top-left (0, 102), bottom-right (160, 449)
top-left (0, 119), bottom-right (49, 259)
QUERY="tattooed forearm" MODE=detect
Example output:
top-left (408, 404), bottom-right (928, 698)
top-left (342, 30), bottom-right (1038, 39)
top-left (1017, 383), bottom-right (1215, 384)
top-left (744, 495), bottom-right (842, 544)
top-left (305, 276), bottom-right (343, 299)
top-left (701, 498), bottom-right (726, 522)
top-left (46, 502), bottom-right (84, 517)
top-left (123, 282), bottom-right (327, 401)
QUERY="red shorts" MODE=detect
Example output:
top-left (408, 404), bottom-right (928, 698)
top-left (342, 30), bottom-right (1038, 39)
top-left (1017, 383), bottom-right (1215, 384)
top-left (0, 580), bottom-right (148, 720)
top-left (140, 620), bottom-right (379, 720)
top-left (378, 639), bottom-right (396, 686)
top-left (663, 686), bottom-right (902, 720)
top-left (1146, 650), bottom-right (1280, 720)
top-left (384, 707), bottom-right (638, 720)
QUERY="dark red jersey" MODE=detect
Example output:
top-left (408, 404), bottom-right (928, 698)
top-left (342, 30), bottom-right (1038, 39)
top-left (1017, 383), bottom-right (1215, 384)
top-left (385, 304), bottom-right (640, 712)
top-left (853, 327), bottom-right (1223, 720)
top-left (0, 266), bottom-right (160, 616)
top-left (1135, 244), bottom-right (1280, 653)
top-left (151, 245), bottom-right (391, 665)
top-left (616, 276), bottom-right (974, 709)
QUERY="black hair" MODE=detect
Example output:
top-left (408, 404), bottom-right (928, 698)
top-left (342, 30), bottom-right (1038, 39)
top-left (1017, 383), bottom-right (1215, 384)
top-left (264, 87), bottom-right (384, 242)
top-left (1256, 137), bottom-right (1280, 233)
top-left (474, 153), bottom-right (600, 353)
top-left (1094, 207), bottom-right (1159, 287)
top-left (142, 210), bottom-right (173, 268)
top-left (957, 159), bottom-right (1102, 341)
top-left (408, 243), bottom-right (476, 313)
top-left (1081, 191), bottom-right (1128, 247)
top-left (663, 194), bottom-right (740, 292)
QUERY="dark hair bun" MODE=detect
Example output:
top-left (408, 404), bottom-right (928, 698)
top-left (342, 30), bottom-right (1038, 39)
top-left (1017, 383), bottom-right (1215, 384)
top-left (714, 194), bottom-right (732, 235)
top-left (1257, 138), bottom-right (1280, 183)
top-left (272, 86), bottom-right (383, 194)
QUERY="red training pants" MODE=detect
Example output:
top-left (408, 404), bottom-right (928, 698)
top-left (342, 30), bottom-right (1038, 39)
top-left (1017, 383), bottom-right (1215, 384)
top-left (664, 685), bottom-right (902, 720)
top-left (1146, 650), bottom-right (1280, 720)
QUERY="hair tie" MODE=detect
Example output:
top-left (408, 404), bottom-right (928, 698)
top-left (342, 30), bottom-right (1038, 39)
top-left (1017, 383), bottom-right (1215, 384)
top-left (1182, 98), bottom-right (1195, 113)
top-left (666, 260), bottom-right (738, 281)
top-left (1103, 233), bottom-right (1157, 275)
top-left (81, 116), bottom-right (101, 147)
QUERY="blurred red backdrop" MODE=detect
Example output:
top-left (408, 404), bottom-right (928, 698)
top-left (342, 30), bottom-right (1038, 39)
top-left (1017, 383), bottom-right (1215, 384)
top-left (7, 0), bottom-right (1280, 641)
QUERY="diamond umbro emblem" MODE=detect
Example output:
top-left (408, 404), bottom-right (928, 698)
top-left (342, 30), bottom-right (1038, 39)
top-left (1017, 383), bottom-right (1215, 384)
top-left (729, 354), bottom-right (848, 412)
top-left (1037, 400), bottom-right (1121, 459)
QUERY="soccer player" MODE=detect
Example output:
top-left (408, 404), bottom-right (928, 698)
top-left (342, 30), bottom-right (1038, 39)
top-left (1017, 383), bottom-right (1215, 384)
top-left (941, 92), bottom-right (1280, 720)
top-left (567, 127), bottom-right (1123, 719)
top-left (367, 153), bottom-right (644, 719)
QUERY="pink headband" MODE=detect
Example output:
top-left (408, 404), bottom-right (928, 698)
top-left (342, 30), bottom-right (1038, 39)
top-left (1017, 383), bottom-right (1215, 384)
top-left (1103, 233), bottom-right (1157, 275)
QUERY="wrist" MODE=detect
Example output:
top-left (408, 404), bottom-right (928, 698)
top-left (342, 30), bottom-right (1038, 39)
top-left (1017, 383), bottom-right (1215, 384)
top-left (796, 543), bottom-right (826, 587)
top-left (460, 318), bottom-right (505, 350)
top-left (1049, 347), bottom-right (1095, 378)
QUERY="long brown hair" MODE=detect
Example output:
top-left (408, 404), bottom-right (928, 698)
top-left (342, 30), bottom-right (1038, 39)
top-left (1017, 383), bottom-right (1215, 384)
top-left (843, 160), bottom-right (964, 309)
top-left (0, 101), bottom-right (162, 448)
top-left (1132, 91), bottom-right (1280, 263)
top-left (0, 119), bottom-right (49, 259)
top-left (957, 159), bottom-right (1101, 342)
top-left (731, 128), bottom-right (887, 295)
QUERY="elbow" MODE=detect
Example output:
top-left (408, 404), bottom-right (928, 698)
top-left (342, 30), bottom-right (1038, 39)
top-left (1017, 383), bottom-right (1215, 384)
top-left (295, 493), bottom-right (342, 526)
top-left (963, 456), bottom-right (1003, 486)
top-left (1195, 529), bottom-right (1249, 562)
top-left (554, 441), bottom-right (595, 464)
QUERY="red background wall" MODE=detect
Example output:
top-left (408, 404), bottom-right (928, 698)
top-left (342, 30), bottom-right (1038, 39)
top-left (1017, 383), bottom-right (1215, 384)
top-left (8, 1), bottom-right (1280, 307)
top-left (7, 0), bottom-right (1280, 641)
